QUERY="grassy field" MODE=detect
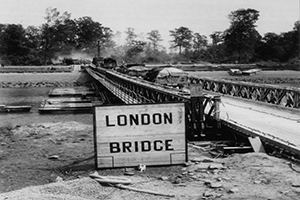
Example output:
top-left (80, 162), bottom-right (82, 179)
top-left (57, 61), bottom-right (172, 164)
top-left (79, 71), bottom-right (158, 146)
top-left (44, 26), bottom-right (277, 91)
top-left (189, 70), bottom-right (300, 88)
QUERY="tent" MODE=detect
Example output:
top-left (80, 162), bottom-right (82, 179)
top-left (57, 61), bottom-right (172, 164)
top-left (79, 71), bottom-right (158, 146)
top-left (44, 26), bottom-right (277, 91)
top-left (144, 67), bottom-right (188, 86)
top-left (127, 66), bottom-right (151, 77)
top-left (156, 67), bottom-right (187, 78)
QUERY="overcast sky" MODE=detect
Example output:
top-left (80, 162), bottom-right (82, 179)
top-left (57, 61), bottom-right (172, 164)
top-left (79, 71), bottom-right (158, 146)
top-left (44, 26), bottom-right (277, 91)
top-left (0, 0), bottom-right (299, 47)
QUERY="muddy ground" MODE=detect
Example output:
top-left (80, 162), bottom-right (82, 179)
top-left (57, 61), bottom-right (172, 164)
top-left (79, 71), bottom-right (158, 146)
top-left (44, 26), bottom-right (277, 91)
top-left (0, 121), bottom-right (300, 200)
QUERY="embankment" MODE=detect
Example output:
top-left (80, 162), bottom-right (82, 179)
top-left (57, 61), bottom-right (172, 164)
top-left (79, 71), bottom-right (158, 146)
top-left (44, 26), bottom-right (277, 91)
top-left (0, 71), bottom-right (92, 88)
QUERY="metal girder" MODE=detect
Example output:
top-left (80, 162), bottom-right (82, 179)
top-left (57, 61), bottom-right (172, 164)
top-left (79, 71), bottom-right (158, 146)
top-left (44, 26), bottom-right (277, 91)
top-left (188, 76), bottom-right (300, 108)
top-left (86, 67), bottom-right (220, 140)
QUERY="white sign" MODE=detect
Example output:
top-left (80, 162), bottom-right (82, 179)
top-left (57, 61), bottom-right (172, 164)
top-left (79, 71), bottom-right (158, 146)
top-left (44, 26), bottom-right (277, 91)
top-left (94, 103), bottom-right (186, 168)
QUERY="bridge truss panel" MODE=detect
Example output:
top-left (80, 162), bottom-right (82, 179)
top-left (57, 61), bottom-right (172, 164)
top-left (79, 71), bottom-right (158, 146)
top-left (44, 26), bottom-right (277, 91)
top-left (188, 76), bottom-right (300, 109)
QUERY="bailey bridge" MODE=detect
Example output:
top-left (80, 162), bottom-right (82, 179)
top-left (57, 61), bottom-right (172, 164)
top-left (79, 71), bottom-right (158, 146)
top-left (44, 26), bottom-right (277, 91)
top-left (85, 66), bottom-right (300, 158)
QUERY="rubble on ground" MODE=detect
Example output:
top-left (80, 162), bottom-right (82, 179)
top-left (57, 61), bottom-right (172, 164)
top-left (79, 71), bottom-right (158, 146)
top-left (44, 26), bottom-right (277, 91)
top-left (0, 124), bottom-right (299, 199)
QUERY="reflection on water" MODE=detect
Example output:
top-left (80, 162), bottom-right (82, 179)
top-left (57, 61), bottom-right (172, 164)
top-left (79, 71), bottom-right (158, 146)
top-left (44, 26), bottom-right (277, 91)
top-left (0, 88), bottom-right (93, 127)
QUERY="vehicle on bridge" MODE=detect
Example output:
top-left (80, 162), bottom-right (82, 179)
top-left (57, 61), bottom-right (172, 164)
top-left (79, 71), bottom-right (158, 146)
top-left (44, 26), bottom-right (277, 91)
top-left (92, 57), bottom-right (117, 69)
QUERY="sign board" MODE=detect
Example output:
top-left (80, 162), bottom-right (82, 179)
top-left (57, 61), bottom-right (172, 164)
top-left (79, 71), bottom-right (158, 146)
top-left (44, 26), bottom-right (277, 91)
top-left (93, 103), bottom-right (186, 168)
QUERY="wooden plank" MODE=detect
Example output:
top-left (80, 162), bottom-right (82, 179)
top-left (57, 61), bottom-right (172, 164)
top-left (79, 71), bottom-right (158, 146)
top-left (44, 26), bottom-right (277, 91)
top-left (248, 137), bottom-right (266, 153)
top-left (39, 101), bottom-right (94, 113)
top-left (46, 97), bottom-right (93, 104)
top-left (94, 103), bottom-right (186, 168)
top-left (49, 87), bottom-right (95, 97)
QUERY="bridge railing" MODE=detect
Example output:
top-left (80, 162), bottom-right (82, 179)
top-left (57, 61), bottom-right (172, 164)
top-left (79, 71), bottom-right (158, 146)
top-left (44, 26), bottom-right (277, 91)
top-left (187, 76), bottom-right (300, 108)
top-left (86, 67), bottom-right (221, 140)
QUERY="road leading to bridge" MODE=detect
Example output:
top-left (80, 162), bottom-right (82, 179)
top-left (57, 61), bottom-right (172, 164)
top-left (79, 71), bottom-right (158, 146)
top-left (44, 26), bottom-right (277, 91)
top-left (86, 67), bottom-right (300, 156)
top-left (219, 96), bottom-right (300, 155)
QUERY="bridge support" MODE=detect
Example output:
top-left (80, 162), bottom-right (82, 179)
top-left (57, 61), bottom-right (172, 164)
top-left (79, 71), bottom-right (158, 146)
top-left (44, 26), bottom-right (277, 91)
top-left (189, 85), bottom-right (205, 139)
top-left (213, 96), bottom-right (221, 129)
top-left (86, 67), bottom-right (222, 141)
top-left (190, 96), bottom-right (205, 139)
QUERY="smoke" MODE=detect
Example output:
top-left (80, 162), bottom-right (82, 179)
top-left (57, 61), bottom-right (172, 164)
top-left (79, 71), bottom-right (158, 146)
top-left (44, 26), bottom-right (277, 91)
top-left (52, 50), bottom-right (93, 64)
top-left (66, 51), bottom-right (93, 60)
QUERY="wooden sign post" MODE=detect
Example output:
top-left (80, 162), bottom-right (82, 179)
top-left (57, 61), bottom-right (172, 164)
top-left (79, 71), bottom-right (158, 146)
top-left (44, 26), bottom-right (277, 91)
top-left (93, 103), bottom-right (186, 168)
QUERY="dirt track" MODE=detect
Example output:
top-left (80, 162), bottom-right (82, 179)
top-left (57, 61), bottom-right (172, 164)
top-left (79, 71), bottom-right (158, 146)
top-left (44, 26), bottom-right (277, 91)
top-left (0, 122), bottom-right (94, 192)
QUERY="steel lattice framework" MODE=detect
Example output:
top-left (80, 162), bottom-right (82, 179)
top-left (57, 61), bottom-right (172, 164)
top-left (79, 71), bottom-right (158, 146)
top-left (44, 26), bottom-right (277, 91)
top-left (187, 76), bottom-right (300, 108)
top-left (86, 67), bottom-right (300, 157)
top-left (86, 67), bottom-right (221, 140)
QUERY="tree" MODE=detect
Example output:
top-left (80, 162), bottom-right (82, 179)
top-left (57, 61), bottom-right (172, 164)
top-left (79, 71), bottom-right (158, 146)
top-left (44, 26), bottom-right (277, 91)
top-left (25, 26), bottom-right (41, 49)
top-left (224, 8), bottom-right (261, 63)
top-left (0, 24), bottom-right (28, 56)
top-left (193, 33), bottom-right (207, 52)
top-left (123, 28), bottom-right (146, 62)
top-left (256, 21), bottom-right (299, 62)
top-left (210, 31), bottom-right (223, 46)
top-left (0, 24), bottom-right (31, 65)
top-left (125, 40), bottom-right (146, 62)
top-left (76, 16), bottom-right (112, 51)
top-left (147, 30), bottom-right (162, 51)
top-left (170, 26), bottom-right (193, 55)
top-left (41, 7), bottom-right (74, 63)
top-left (125, 27), bottom-right (137, 46)
top-left (293, 21), bottom-right (300, 58)
top-left (255, 32), bottom-right (282, 61)
top-left (44, 7), bottom-right (71, 26)
top-left (23, 26), bottom-right (44, 65)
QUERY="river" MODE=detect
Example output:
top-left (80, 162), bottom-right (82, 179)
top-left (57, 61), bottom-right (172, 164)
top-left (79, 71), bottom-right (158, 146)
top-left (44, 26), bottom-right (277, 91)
top-left (0, 87), bottom-right (93, 127)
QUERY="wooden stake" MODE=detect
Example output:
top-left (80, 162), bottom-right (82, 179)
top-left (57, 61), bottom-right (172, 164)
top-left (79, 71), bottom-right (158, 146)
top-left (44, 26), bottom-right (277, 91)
top-left (115, 184), bottom-right (175, 198)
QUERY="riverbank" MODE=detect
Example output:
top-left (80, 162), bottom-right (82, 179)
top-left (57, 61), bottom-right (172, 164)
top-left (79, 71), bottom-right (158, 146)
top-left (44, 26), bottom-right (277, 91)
top-left (0, 65), bottom-right (74, 73)
top-left (0, 72), bottom-right (88, 88)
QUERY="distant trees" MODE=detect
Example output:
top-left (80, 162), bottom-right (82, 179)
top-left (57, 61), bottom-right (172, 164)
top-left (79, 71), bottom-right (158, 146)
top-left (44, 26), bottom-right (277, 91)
top-left (168, 8), bottom-right (299, 64)
top-left (0, 7), bottom-right (113, 65)
top-left (223, 8), bottom-right (261, 63)
top-left (40, 8), bottom-right (113, 64)
top-left (144, 30), bottom-right (170, 63)
top-left (170, 26), bottom-right (193, 55)
top-left (147, 30), bottom-right (162, 51)
top-left (0, 24), bottom-right (31, 65)
top-left (0, 24), bottom-right (28, 56)
top-left (256, 21), bottom-right (300, 62)
top-left (123, 27), bottom-right (146, 62)
top-left (0, 7), bottom-right (298, 65)
top-left (41, 8), bottom-right (74, 63)
top-left (193, 33), bottom-right (208, 52)
top-left (210, 31), bottom-right (223, 46)
top-left (125, 27), bottom-right (137, 45)
top-left (75, 16), bottom-right (113, 54)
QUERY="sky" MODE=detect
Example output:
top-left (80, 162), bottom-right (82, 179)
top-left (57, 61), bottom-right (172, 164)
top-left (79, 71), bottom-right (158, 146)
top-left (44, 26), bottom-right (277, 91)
top-left (0, 0), bottom-right (299, 47)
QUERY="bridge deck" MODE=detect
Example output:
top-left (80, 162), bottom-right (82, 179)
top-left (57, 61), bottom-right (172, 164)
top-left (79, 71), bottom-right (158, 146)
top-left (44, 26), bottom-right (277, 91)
top-left (219, 96), bottom-right (300, 155)
top-left (86, 67), bottom-right (300, 156)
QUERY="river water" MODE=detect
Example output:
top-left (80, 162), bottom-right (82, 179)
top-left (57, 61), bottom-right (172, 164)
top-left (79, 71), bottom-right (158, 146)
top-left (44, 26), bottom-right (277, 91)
top-left (0, 87), bottom-right (93, 127)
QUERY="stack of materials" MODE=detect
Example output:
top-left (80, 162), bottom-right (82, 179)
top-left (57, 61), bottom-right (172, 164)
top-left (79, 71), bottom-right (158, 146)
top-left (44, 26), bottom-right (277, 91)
top-left (39, 87), bottom-right (100, 114)
top-left (0, 105), bottom-right (31, 113)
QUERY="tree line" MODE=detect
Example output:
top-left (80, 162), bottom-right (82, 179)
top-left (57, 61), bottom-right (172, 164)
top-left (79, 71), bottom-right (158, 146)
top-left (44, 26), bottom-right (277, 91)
top-left (0, 8), bottom-right (299, 65)
top-left (0, 8), bottom-right (114, 65)
top-left (169, 9), bottom-right (299, 64)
